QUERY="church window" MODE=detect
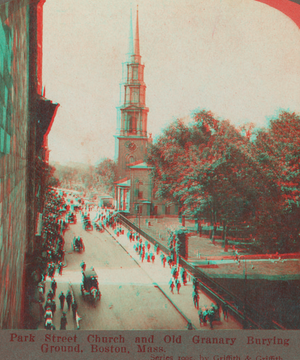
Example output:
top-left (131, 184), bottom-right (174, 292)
top-left (128, 66), bottom-right (132, 80)
top-left (133, 67), bottom-right (138, 80)
top-left (125, 87), bottom-right (130, 103)
top-left (132, 89), bottom-right (139, 103)
top-left (129, 117), bottom-right (137, 133)
top-left (138, 191), bottom-right (143, 199)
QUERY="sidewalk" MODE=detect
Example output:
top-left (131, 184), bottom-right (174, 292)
top-left (105, 222), bottom-right (243, 330)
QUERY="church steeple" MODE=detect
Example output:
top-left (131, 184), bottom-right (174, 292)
top-left (114, 6), bottom-right (150, 179)
top-left (134, 6), bottom-right (140, 57)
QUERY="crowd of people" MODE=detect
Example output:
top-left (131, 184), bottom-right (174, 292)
top-left (105, 212), bottom-right (231, 330)
top-left (38, 190), bottom-right (84, 330)
top-left (39, 190), bottom-right (232, 331)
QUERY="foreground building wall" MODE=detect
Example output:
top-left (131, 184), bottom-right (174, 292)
top-left (0, 0), bottom-right (31, 328)
top-left (0, 0), bottom-right (57, 329)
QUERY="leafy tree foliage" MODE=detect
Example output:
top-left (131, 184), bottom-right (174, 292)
top-left (95, 158), bottom-right (117, 196)
top-left (147, 109), bottom-right (300, 252)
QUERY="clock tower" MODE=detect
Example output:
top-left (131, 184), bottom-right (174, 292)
top-left (114, 7), bottom-right (149, 180)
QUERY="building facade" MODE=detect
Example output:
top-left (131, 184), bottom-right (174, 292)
top-left (0, 0), bottom-right (58, 328)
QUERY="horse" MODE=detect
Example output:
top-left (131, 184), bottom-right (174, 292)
top-left (91, 287), bottom-right (100, 302)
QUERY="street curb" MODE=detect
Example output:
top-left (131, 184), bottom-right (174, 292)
top-left (104, 227), bottom-right (141, 268)
top-left (153, 283), bottom-right (196, 330)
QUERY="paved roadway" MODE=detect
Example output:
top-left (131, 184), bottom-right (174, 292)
top-left (62, 213), bottom-right (188, 330)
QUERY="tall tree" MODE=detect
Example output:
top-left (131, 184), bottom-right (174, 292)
top-left (95, 158), bottom-right (117, 196)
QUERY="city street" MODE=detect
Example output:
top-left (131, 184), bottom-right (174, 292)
top-left (56, 214), bottom-right (188, 330)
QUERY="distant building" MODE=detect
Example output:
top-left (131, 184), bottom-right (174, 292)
top-left (0, 0), bottom-right (59, 328)
top-left (114, 8), bottom-right (178, 217)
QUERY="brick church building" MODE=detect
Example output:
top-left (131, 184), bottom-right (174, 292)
top-left (114, 8), bottom-right (178, 217)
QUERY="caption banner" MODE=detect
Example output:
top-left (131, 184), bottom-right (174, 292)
top-left (0, 330), bottom-right (297, 360)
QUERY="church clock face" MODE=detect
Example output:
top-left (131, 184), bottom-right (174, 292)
top-left (128, 142), bottom-right (137, 151)
top-left (124, 140), bottom-right (137, 152)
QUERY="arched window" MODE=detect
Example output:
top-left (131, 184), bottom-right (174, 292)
top-left (125, 87), bottom-right (130, 104)
top-left (129, 117), bottom-right (137, 133)
top-left (126, 155), bottom-right (135, 165)
top-left (133, 67), bottom-right (138, 80)
top-left (132, 90), bottom-right (138, 103)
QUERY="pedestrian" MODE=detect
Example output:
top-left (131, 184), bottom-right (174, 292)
top-left (193, 290), bottom-right (199, 309)
top-left (175, 279), bottom-right (181, 294)
top-left (66, 291), bottom-right (72, 311)
top-left (215, 303), bottom-right (221, 321)
top-left (80, 261), bottom-right (86, 272)
top-left (51, 279), bottom-right (57, 296)
top-left (222, 303), bottom-right (228, 320)
top-left (169, 279), bottom-right (175, 294)
top-left (154, 243), bottom-right (158, 254)
top-left (151, 253), bottom-right (155, 263)
top-left (186, 321), bottom-right (193, 330)
top-left (45, 317), bottom-right (53, 330)
top-left (50, 263), bottom-right (55, 278)
top-left (59, 292), bottom-right (65, 310)
top-left (202, 308), bottom-right (208, 324)
top-left (181, 268), bottom-right (187, 285)
top-left (75, 312), bottom-right (82, 330)
top-left (47, 289), bottom-right (54, 301)
top-left (171, 265), bottom-right (176, 278)
top-left (72, 300), bottom-right (78, 320)
top-left (60, 312), bottom-right (67, 330)
top-left (58, 261), bottom-right (63, 275)
top-left (44, 307), bottom-right (53, 320)
top-left (50, 299), bottom-right (56, 316)
top-left (208, 310), bottom-right (214, 329)
top-left (44, 298), bottom-right (52, 312)
top-left (192, 278), bottom-right (198, 292)
top-left (198, 310), bottom-right (204, 326)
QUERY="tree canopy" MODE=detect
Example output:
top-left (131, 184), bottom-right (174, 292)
top-left (95, 158), bottom-right (117, 196)
top-left (147, 109), bottom-right (300, 252)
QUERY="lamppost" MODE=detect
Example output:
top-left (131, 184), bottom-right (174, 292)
top-left (242, 255), bottom-right (248, 329)
top-left (135, 203), bottom-right (141, 229)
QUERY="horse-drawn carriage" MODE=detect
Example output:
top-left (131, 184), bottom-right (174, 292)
top-left (73, 236), bottom-right (84, 252)
top-left (199, 304), bottom-right (221, 327)
top-left (82, 215), bottom-right (93, 231)
top-left (93, 222), bottom-right (103, 232)
top-left (67, 212), bottom-right (76, 224)
top-left (81, 269), bottom-right (101, 303)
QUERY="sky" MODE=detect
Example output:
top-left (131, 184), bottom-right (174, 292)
top-left (43, 0), bottom-right (300, 165)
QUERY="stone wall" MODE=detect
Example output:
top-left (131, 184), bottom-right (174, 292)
top-left (0, 0), bottom-right (30, 329)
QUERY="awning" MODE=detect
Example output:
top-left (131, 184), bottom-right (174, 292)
top-left (36, 95), bottom-right (60, 149)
